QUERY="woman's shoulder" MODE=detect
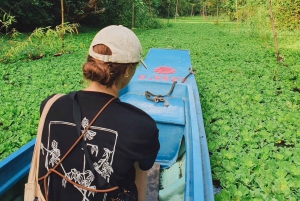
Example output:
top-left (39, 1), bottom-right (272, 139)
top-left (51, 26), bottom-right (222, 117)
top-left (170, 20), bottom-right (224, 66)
top-left (40, 94), bottom-right (57, 115)
top-left (39, 93), bottom-right (71, 115)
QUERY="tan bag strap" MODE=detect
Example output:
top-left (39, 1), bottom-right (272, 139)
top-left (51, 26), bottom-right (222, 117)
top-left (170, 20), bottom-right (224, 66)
top-left (38, 97), bottom-right (118, 200)
top-left (27, 94), bottom-right (64, 197)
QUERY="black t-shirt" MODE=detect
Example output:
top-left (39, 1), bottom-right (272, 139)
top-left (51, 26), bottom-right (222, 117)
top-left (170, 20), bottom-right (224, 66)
top-left (38, 91), bottom-right (160, 201)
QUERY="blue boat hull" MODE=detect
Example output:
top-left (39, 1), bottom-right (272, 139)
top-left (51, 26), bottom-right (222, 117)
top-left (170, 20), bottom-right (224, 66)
top-left (0, 48), bottom-right (214, 201)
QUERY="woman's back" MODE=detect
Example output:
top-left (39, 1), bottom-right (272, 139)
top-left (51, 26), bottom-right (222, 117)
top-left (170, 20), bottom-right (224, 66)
top-left (38, 91), bottom-right (159, 201)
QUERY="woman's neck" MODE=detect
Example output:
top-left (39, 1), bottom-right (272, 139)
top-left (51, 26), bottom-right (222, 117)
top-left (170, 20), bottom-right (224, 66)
top-left (83, 82), bottom-right (119, 97)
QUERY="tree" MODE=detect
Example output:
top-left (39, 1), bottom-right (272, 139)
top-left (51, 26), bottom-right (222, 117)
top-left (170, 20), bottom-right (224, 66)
top-left (202, 0), bottom-right (207, 19)
top-left (236, 0), bottom-right (238, 29)
top-left (268, 0), bottom-right (281, 62)
top-left (216, 0), bottom-right (219, 24)
top-left (175, 0), bottom-right (179, 20)
top-left (132, 0), bottom-right (135, 28)
top-left (70, 0), bottom-right (105, 22)
top-left (148, 0), bottom-right (153, 19)
top-left (0, 0), bottom-right (104, 31)
top-left (190, 3), bottom-right (195, 16)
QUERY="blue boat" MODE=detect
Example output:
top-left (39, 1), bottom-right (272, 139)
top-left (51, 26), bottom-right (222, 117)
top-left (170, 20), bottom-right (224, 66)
top-left (0, 48), bottom-right (214, 201)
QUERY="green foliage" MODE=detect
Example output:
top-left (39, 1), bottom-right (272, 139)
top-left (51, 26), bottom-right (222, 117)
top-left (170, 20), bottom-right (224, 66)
top-left (0, 23), bottom-right (79, 63)
top-left (133, 3), bottom-right (164, 29)
top-left (1, 0), bottom-right (163, 32)
top-left (158, 0), bottom-right (197, 18)
top-left (1, 17), bottom-right (300, 199)
top-left (80, 0), bottom-right (163, 29)
top-left (0, 8), bottom-right (16, 34)
top-left (239, 4), bottom-right (270, 38)
top-left (1, 0), bottom-right (299, 32)
top-left (0, 0), bottom-right (58, 31)
top-left (157, 0), bottom-right (175, 18)
top-left (226, 0), bottom-right (300, 31)
top-left (272, 0), bottom-right (300, 30)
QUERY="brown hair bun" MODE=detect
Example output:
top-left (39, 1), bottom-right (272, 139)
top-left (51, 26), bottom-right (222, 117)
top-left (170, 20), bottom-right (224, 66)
top-left (82, 44), bottom-right (137, 88)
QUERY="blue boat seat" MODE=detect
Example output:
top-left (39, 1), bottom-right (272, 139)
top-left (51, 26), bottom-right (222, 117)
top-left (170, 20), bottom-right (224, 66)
top-left (120, 93), bottom-right (185, 169)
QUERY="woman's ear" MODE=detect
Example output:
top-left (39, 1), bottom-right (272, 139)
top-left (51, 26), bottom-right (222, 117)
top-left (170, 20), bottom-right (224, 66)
top-left (123, 66), bottom-right (131, 78)
top-left (125, 66), bottom-right (130, 75)
top-left (125, 64), bottom-right (136, 77)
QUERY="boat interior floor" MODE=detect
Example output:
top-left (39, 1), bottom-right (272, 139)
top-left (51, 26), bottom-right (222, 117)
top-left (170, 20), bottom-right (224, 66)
top-left (157, 137), bottom-right (186, 201)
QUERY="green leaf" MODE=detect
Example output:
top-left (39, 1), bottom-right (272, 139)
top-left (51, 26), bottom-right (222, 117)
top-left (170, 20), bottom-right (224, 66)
top-left (290, 166), bottom-right (300, 176)
top-left (215, 189), bottom-right (231, 201)
top-left (275, 169), bottom-right (287, 179)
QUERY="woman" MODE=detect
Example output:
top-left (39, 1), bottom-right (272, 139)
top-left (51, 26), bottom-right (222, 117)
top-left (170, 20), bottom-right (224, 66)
top-left (37, 25), bottom-right (160, 201)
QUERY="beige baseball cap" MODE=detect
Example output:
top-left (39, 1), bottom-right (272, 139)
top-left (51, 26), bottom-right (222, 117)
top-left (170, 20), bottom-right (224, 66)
top-left (88, 25), bottom-right (147, 68)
